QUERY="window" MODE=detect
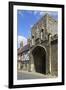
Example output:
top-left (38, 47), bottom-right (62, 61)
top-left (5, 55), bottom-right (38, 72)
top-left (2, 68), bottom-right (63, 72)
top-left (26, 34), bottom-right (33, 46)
top-left (41, 29), bottom-right (43, 40)
top-left (32, 35), bottom-right (34, 45)
top-left (36, 26), bottom-right (40, 39)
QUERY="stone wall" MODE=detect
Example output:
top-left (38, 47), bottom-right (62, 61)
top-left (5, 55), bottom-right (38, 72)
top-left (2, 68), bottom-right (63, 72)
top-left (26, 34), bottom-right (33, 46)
top-left (51, 40), bottom-right (58, 76)
top-left (30, 40), bottom-right (58, 76)
top-left (47, 15), bottom-right (58, 35)
top-left (31, 14), bottom-right (58, 42)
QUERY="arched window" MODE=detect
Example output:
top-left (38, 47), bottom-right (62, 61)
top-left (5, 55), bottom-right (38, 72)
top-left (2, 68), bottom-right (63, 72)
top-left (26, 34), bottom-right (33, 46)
top-left (32, 35), bottom-right (34, 45)
top-left (41, 29), bottom-right (43, 40)
top-left (36, 26), bottom-right (40, 39)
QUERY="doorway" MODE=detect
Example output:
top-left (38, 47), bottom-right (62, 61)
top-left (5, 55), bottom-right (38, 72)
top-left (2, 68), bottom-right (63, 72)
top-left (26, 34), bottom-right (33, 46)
top-left (32, 45), bottom-right (46, 74)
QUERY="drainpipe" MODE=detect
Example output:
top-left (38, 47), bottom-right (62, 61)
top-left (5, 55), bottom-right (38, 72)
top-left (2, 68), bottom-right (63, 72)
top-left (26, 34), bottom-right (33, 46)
top-left (48, 33), bottom-right (52, 74)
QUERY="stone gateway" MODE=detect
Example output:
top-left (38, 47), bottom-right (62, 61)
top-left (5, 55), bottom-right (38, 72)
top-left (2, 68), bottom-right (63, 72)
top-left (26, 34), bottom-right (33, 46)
top-left (29, 14), bottom-right (58, 76)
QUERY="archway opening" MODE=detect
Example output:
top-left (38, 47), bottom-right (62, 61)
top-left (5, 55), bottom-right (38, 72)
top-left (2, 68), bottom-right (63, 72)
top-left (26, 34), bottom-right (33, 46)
top-left (32, 46), bottom-right (46, 74)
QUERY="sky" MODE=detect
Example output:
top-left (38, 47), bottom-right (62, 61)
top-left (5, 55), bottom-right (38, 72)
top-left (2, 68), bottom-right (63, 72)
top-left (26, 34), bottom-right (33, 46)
top-left (17, 10), bottom-right (58, 48)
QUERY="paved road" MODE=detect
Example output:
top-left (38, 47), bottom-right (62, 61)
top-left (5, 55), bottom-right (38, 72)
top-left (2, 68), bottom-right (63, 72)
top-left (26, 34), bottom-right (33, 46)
top-left (17, 71), bottom-right (56, 80)
top-left (17, 71), bottom-right (47, 80)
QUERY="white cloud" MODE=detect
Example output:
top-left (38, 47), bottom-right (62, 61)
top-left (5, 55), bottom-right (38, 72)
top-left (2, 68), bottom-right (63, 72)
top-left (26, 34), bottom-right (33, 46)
top-left (30, 24), bottom-right (33, 28)
top-left (18, 35), bottom-right (27, 48)
top-left (33, 11), bottom-right (38, 15)
top-left (45, 11), bottom-right (57, 16)
top-left (39, 11), bottom-right (58, 19)
top-left (18, 11), bottom-right (23, 16)
top-left (39, 11), bottom-right (45, 16)
top-left (33, 11), bottom-right (45, 16)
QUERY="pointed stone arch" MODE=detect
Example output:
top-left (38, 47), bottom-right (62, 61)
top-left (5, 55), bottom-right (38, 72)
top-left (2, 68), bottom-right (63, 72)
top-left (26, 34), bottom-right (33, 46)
top-left (31, 45), bottom-right (47, 74)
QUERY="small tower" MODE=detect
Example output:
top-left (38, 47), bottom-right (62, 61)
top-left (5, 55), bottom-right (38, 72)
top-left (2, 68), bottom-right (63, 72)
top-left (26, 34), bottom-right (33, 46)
top-left (20, 41), bottom-right (23, 48)
top-left (27, 38), bottom-right (31, 45)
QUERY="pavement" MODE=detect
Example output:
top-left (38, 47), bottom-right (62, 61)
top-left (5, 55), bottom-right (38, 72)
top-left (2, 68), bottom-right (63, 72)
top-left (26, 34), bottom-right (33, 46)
top-left (17, 70), bottom-right (57, 80)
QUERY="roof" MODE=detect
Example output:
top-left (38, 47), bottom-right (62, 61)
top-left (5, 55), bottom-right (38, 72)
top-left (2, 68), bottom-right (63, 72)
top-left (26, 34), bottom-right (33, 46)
top-left (18, 44), bottom-right (30, 55)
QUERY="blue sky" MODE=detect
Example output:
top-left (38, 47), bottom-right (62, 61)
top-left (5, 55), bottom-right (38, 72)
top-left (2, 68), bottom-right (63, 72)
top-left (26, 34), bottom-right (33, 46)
top-left (17, 10), bottom-right (58, 48)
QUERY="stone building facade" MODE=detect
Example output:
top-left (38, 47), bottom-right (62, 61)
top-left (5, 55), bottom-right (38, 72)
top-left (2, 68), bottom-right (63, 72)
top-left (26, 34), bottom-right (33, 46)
top-left (29, 14), bottom-right (58, 76)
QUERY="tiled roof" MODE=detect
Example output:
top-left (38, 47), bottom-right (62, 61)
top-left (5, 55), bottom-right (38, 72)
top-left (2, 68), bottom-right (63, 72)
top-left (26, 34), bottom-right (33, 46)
top-left (18, 44), bottom-right (30, 54)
